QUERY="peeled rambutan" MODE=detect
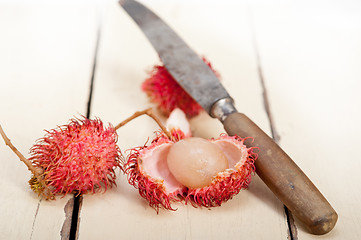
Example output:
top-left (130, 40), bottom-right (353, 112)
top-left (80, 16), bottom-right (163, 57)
top-left (123, 110), bottom-right (257, 211)
top-left (142, 57), bottom-right (220, 118)
top-left (0, 118), bottom-right (122, 200)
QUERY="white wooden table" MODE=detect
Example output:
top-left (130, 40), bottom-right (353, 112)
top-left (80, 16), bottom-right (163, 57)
top-left (1, 0), bottom-right (360, 239)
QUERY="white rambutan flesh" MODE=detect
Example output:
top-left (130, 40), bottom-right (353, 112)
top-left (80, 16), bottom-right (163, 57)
top-left (166, 108), bottom-right (191, 137)
top-left (167, 137), bottom-right (229, 189)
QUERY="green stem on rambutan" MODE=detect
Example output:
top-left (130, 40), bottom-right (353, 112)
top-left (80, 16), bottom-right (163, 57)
top-left (115, 108), bottom-right (172, 139)
top-left (0, 124), bottom-right (54, 200)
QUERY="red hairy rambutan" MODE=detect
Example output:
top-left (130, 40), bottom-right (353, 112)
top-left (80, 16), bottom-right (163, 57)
top-left (142, 57), bottom-right (220, 118)
top-left (0, 118), bottom-right (122, 200)
top-left (123, 110), bottom-right (257, 212)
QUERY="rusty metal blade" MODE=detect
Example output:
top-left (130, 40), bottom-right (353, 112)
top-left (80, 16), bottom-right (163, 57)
top-left (119, 0), bottom-right (231, 114)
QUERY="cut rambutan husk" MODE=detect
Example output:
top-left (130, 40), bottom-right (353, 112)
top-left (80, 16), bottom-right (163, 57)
top-left (123, 130), bottom-right (257, 212)
top-left (185, 135), bottom-right (257, 208)
top-left (29, 117), bottom-right (123, 198)
top-left (124, 132), bottom-right (187, 212)
top-left (142, 57), bottom-right (220, 118)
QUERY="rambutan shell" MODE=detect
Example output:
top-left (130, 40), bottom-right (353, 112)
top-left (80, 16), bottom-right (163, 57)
top-left (123, 131), bottom-right (257, 211)
top-left (124, 134), bottom-right (187, 211)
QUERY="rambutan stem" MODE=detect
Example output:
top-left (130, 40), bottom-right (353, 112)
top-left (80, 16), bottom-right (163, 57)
top-left (115, 108), bottom-right (172, 139)
top-left (0, 125), bottom-right (37, 173)
top-left (0, 125), bottom-right (54, 200)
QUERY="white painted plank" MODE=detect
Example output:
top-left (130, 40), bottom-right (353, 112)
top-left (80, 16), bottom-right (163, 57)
top-left (79, 1), bottom-right (289, 239)
top-left (0, 2), bottom-right (98, 239)
top-left (251, 0), bottom-right (361, 238)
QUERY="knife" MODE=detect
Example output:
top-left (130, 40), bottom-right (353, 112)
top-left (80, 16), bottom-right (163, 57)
top-left (119, 0), bottom-right (337, 235)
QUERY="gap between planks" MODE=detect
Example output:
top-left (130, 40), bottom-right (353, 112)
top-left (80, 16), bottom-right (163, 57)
top-left (62, 17), bottom-right (102, 240)
top-left (247, 4), bottom-right (298, 240)
top-left (30, 199), bottom-right (42, 240)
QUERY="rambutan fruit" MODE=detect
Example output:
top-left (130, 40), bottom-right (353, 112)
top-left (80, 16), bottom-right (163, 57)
top-left (142, 57), bottom-right (220, 118)
top-left (0, 118), bottom-right (122, 200)
top-left (123, 109), bottom-right (257, 211)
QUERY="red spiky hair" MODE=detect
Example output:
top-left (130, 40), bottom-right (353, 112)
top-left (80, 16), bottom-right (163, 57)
top-left (142, 57), bottom-right (220, 118)
top-left (29, 118), bottom-right (122, 197)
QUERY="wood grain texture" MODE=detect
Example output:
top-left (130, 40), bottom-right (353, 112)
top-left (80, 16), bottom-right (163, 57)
top-left (0, 3), bottom-right (98, 239)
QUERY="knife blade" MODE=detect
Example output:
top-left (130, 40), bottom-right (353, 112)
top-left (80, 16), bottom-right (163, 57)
top-left (119, 0), bottom-right (337, 235)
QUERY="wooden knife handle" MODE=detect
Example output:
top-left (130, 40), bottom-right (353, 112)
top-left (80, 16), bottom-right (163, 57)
top-left (223, 112), bottom-right (337, 235)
